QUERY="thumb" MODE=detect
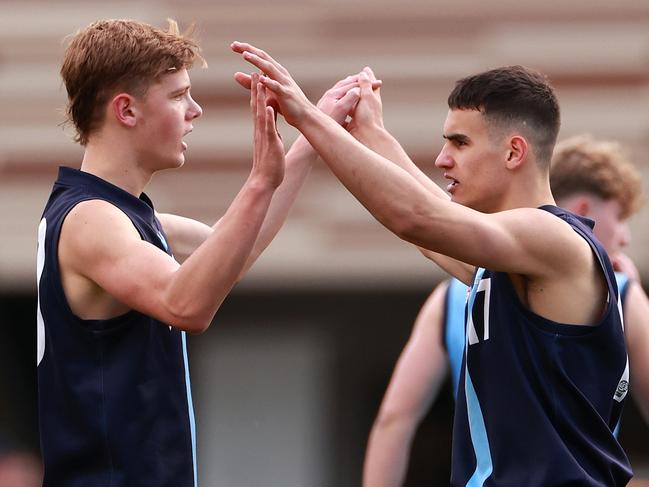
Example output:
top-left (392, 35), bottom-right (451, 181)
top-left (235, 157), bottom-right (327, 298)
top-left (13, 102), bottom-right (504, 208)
top-left (329, 87), bottom-right (360, 124)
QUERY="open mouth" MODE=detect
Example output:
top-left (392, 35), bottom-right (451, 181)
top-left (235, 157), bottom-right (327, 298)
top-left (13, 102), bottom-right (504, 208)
top-left (445, 174), bottom-right (459, 193)
top-left (182, 128), bottom-right (193, 150)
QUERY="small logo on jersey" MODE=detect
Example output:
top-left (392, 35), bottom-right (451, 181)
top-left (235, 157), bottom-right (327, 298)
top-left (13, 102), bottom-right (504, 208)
top-left (615, 380), bottom-right (629, 400)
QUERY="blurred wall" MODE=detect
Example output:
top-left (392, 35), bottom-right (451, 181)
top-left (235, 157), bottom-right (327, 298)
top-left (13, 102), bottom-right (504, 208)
top-left (2, 0), bottom-right (649, 290)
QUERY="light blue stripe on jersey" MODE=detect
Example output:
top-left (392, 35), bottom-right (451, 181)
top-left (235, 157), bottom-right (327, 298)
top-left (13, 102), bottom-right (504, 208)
top-left (446, 278), bottom-right (469, 399)
top-left (181, 331), bottom-right (198, 487)
top-left (465, 371), bottom-right (493, 486)
top-left (614, 272), bottom-right (629, 302)
top-left (613, 271), bottom-right (629, 440)
top-left (465, 268), bottom-right (493, 487)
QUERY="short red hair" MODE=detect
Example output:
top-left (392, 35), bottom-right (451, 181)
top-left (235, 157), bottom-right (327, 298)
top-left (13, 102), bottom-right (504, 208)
top-left (61, 18), bottom-right (206, 145)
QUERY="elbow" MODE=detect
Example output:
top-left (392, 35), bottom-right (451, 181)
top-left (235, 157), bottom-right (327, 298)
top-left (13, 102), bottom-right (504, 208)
top-left (181, 320), bottom-right (212, 335)
top-left (389, 208), bottom-right (431, 247)
top-left (164, 298), bottom-right (213, 335)
top-left (372, 408), bottom-right (415, 437)
top-left (170, 312), bottom-right (212, 335)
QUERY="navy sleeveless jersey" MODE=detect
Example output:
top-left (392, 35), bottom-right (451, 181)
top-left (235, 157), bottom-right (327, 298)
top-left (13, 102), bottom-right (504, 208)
top-left (36, 167), bottom-right (197, 487)
top-left (450, 205), bottom-right (632, 487)
top-left (443, 274), bottom-right (632, 404)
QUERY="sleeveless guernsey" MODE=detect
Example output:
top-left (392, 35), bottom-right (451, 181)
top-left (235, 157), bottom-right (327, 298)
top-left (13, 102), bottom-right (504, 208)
top-left (450, 205), bottom-right (631, 486)
top-left (36, 167), bottom-right (197, 487)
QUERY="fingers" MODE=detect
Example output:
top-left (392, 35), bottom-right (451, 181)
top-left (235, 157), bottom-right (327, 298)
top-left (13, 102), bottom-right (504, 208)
top-left (330, 74), bottom-right (382, 93)
top-left (359, 70), bottom-right (374, 96)
top-left (330, 87), bottom-right (361, 123)
top-left (322, 77), bottom-right (381, 106)
top-left (241, 51), bottom-right (288, 85)
top-left (231, 42), bottom-right (283, 68)
top-left (258, 75), bottom-right (284, 94)
top-left (234, 71), bottom-right (252, 89)
top-left (265, 105), bottom-right (279, 139)
top-left (231, 41), bottom-right (289, 77)
top-left (250, 72), bottom-right (259, 115)
top-left (363, 66), bottom-right (377, 82)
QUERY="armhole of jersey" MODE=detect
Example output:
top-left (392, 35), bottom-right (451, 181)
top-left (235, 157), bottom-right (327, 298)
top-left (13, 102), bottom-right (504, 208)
top-left (540, 206), bottom-right (619, 305)
top-left (570, 224), bottom-right (619, 313)
top-left (51, 197), bottom-right (147, 322)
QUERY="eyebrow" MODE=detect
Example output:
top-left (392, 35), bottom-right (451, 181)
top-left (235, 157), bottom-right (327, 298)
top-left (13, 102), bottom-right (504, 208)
top-left (443, 133), bottom-right (470, 144)
top-left (170, 85), bottom-right (191, 96)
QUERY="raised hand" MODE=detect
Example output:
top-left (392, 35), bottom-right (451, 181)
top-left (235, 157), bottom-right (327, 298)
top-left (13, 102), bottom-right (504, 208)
top-left (314, 74), bottom-right (365, 125)
top-left (347, 67), bottom-right (385, 139)
top-left (235, 69), bottom-right (382, 128)
top-left (250, 73), bottom-right (285, 189)
top-left (231, 41), bottom-right (319, 127)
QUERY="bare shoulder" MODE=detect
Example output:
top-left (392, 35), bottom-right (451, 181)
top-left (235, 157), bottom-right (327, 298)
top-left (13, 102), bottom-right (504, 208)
top-left (60, 199), bottom-right (141, 268)
top-left (490, 207), bottom-right (594, 278)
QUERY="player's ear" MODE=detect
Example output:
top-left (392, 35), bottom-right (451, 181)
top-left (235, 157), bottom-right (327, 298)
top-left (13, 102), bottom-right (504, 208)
top-left (505, 135), bottom-right (528, 170)
top-left (111, 93), bottom-right (138, 128)
top-left (571, 196), bottom-right (591, 217)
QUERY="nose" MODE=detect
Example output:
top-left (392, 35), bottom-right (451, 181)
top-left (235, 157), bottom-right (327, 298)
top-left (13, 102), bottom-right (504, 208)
top-left (188, 96), bottom-right (203, 120)
top-left (435, 145), bottom-right (453, 169)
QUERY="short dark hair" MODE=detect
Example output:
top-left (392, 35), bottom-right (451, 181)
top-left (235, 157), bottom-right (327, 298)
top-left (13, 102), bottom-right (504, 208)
top-left (448, 65), bottom-right (560, 165)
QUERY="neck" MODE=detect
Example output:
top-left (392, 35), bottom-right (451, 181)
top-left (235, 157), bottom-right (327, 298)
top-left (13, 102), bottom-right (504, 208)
top-left (489, 168), bottom-right (556, 213)
top-left (80, 134), bottom-right (152, 196)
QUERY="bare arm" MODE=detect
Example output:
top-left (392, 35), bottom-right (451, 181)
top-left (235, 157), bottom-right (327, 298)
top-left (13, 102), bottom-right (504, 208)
top-left (158, 74), bottom-right (367, 273)
top-left (363, 281), bottom-right (450, 487)
top-left (624, 280), bottom-right (649, 425)
top-left (156, 136), bottom-right (315, 266)
top-left (60, 78), bottom-right (283, 333)
top-left (346, 68), bottom-right (475, 284)
top-left (231, 43), bottom-right (586, 279)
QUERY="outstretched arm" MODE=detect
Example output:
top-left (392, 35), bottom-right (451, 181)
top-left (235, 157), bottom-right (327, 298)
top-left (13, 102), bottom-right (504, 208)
top-left (230, 42), bottom-right (586, 282)
top-left (346, 67), bottom-right (475, 284)
top-left (363, 281), bottom-right (450, 487)
top-left (158, 74), bottom-right (367, 273)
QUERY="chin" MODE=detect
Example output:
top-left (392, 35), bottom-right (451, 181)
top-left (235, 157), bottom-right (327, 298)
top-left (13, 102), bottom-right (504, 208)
top-left (170, 154), bottom-right (186, 169)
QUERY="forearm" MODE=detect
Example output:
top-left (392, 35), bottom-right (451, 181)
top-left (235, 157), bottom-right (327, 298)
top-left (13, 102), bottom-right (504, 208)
top-left (355, 127), bottom-right (448, 200)
top-left (418, 247), bottom-right (475, 285)
top-left (363, 421), bottom-right (416, 487)
top-left (298, 106), bottom-right (444, 240)
top-left (164, 178), bottom-right (276, 332)
top-left (239, 136), bottom-right (315, 277)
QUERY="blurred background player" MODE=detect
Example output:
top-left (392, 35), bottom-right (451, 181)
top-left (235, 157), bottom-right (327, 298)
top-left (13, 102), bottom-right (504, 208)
top-left (363, 133), bottom-right (649, 487)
